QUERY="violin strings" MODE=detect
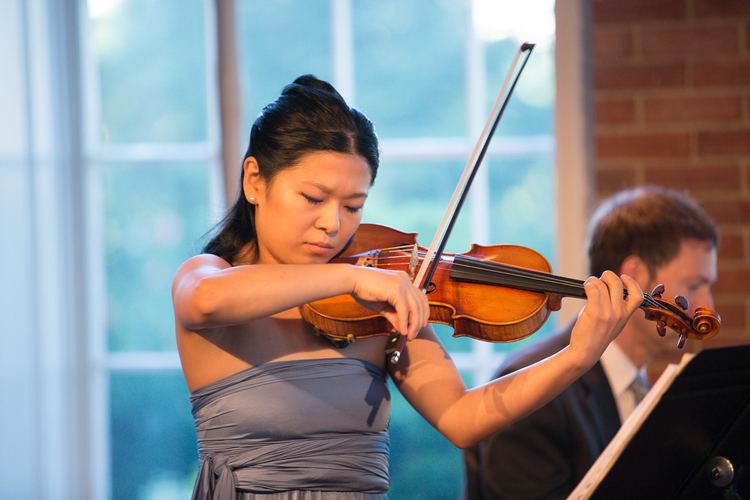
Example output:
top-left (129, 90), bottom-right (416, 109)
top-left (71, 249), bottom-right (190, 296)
top-left (373, 249), bottom-right (664, 310)
top-left (363, 248), bottom-right (667, 311)
top-left (452, 257), bottom-right (666, 310)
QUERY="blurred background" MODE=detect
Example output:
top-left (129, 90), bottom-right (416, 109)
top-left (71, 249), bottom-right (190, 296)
top-left (2, 0), bottom-right (748, 499)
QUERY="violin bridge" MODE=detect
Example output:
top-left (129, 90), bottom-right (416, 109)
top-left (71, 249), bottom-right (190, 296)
top-left (408, 244), bottom-right (419, 279)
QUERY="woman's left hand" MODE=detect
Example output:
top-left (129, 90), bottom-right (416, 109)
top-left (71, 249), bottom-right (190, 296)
top-left (568, 270), bottom-right (644, 369)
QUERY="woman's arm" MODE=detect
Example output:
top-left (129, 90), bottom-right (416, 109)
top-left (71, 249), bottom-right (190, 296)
top-left (389, 271), bottom-right (643, 449)
top-left (172, 254), bottom-right (429, 335)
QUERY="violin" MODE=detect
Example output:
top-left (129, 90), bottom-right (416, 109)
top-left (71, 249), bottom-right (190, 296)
top-left (301, 43), bottom-right (721, 362)
top-left (300, 223), bottom-right (721, 353)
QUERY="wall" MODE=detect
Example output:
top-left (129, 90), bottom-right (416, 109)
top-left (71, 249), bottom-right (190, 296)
top-left (591, 0), bottom-right (750, 349)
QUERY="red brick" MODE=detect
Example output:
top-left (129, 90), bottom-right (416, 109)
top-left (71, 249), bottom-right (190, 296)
top-left (693, 59), bottom-right (750, 86)
top-left (716, 266), bottom-right (750, 293)
top-left (593, 0), bottom-right (686, 23)
top-left (701, 199), bottom-right (750, 224)
top-left (643, 95), bottom-right (743, 123)
top-left (698, 129), bottom-right (750, 155)
top-left (643, 164), bottom-right (741, 190)
top-left (695, 0), bottom-right (750, 17)
top-left (713, 301), bottom-right (747, 329)
top-left (597, 132), bottom-right (691, 158)
top-left (596, 167), bottom-right (638, 194)
top-left (595, 98), bottom-right (636, 124)
top-left (718, 232), bottom-right (745, 260)
top-left (593, 27), bottom-right (634, 59)
top-left (595, 63), bottom-right (685, 90)
top-left (641, 25), bottom-right (739, 56)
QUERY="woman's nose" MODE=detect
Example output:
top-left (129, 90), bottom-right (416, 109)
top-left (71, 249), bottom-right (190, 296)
top-left (316, 203), bottom-right (340, 234)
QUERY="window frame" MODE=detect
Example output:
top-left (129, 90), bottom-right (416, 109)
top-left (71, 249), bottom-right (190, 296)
top-left (75, 0), bottom-right (581, 497)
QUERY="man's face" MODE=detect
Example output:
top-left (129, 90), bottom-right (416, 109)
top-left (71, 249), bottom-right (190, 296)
top-left (634, 239), bottom-right (717, 355)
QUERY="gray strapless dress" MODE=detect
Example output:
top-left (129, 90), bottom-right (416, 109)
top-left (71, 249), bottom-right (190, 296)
top-left (190, 358), bottom-right (391, 499)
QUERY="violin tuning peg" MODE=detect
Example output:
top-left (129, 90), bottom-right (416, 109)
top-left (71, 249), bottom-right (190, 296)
top-left (674, 295), bottom-right (689, 311)
top-left (656, 320), bottom-right (667, 337)
top-left (651, 284), bottom-right (665, 299)
top-left (677, 333), bottom-right (687, 349)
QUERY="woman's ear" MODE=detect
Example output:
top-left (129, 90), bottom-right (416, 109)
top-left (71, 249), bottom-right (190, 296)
top-left (242, 157), bottom-right (263, 205)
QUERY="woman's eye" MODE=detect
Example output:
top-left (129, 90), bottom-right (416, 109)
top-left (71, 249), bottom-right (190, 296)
top-left (302, 193), bottom-right (323, 205)
top-left (345, 205), bottom-right (363, 214)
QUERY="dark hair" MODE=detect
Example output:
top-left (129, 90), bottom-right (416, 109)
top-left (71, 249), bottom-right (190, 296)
top-left (202, 75), bottom-right (379, 263)
top-left (587, 186), bottom-right (719, 277)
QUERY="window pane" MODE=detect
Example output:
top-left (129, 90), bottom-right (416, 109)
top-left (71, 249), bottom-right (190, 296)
top-left (354, 0), bottom-right (467, 138)
top-left (0, 0), bottom-right (26, 157)
top-left (486, 40), bottom-right (555, 136)
top-left (99, 162), bottom-right (211, 351)
top-left (88, 0), bottom-right (207, 143)
top-left (110, 371), bottom-right (196, 500)
top-left (364, 160), bottom-right (471, 252)
top-left (488, 155), bottom-right (555, 268)
top-left (388, 374), bottom-right (470, 499)
top-left (236, 0), bottom-right (332, 128)
top-left (488, 153), bottom-right (557, 351)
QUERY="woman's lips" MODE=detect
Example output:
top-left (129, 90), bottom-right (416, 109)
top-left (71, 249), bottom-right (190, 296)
top-left (304, 242), bottom-right (334, 255)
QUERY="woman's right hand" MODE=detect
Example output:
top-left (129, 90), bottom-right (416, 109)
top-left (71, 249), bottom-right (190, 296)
top-left (348, 266), bottom-right (430, 340)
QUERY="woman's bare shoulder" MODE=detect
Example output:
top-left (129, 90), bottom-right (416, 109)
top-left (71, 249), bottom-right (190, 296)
top-left (179, 253), bottom-right (233, 274)
top-left (172, 254), bottom-right (232, 290)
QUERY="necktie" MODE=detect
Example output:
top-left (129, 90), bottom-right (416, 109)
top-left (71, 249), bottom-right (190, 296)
top-left (630, 373), bottom-right (650, 407)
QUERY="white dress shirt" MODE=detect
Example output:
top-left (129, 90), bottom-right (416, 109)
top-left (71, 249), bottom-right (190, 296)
top-left (599, 341), bottom-right (648, 422)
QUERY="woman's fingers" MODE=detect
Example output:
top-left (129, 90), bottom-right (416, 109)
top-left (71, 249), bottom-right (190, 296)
top-left (350, 267), bottom-right (430, 339)
top-left (404, 285), bottom-right (427, 340)
top-left (600, 270), bottom-right (625, 315)
top-left (572, 271), bottom-right (644, 368)
top-left (621, 273), bottom-right (644, 314)
top-left (585, 272), bottom-right (643, 334)
top-left (583, 276), bottom-right (606, 314)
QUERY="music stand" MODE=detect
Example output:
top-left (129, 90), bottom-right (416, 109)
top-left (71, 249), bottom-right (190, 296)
top-left (588, 344), bottom-right (750, 499)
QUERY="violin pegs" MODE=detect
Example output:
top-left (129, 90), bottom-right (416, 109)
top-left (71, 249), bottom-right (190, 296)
top-left (651, 284), bottom-right (665, 299)
top-left (674, 295), bottom-right (689, 311)
top-left (656, 320), bottom-right (667, 337)
top-left (677, 333), bottom-right (687, 349)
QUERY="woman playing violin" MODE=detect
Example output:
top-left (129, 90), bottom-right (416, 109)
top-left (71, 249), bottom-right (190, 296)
top-left (172, 75), bottom-right (644, 499)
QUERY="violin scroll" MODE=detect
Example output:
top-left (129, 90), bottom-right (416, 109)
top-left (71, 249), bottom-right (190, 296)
top-left (642, 295), bottom-right (721, 349)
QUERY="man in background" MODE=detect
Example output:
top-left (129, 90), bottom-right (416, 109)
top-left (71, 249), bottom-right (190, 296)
top-left (464, 186), bottom-right (718, 499)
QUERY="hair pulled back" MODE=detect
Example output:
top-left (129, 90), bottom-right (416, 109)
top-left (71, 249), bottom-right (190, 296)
top-left (203, 75), bottom-right (379, 263)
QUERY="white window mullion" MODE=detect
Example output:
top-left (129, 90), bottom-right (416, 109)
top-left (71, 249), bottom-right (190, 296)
top-left (73, 0), bottom-right (111, 497)
top-left (465, 0), bottom-right (501, 385)
top-left (331, 0), bottom-right (354, 105)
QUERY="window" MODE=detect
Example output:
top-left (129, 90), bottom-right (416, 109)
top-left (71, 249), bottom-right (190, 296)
top-left (81, 0), bottom-right (556, 498)
top-left (84, 1), bottom-right (217, 498)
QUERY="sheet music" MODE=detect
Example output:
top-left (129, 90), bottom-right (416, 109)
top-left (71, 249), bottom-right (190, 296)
top-left (568, 352), bottom-right (695, 500)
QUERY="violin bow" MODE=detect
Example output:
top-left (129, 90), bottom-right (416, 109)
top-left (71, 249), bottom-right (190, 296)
top-left (388, 43), bottom-right (536, 364)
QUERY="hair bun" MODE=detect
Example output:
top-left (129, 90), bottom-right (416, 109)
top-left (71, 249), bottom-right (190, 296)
top-left (285, 74), bottom-right (340, 97)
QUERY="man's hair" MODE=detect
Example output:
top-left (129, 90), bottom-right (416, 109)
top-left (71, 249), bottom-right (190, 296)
top-left (587, 186), bottom-right (719, 277)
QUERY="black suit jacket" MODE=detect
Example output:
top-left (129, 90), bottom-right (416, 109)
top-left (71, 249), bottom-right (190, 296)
top-left (464, 325), bottom-right (621, 500)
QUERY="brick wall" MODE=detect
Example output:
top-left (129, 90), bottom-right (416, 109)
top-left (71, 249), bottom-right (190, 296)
top-left (590, 0), bottom-right (750, 349)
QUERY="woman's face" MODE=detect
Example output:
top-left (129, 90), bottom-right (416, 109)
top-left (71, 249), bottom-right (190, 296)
top-left (247, 151), bottom-right (372, 265)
